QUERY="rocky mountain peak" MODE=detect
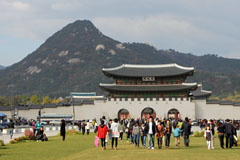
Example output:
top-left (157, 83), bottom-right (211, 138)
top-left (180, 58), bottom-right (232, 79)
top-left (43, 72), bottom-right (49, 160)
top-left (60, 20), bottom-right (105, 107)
top-left (0, 20), bottom-right (240, 97)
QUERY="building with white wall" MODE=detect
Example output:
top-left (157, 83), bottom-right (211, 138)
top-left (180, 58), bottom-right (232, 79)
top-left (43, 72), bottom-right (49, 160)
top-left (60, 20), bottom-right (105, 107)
top-left (0, 64), bottom-right (240, 121)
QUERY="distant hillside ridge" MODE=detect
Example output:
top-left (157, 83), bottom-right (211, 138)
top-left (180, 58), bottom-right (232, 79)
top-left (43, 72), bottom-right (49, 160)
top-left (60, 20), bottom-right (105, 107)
top-left (0, 20), bottom-right (240, 97)
top-left (0, 65), bottom-right (5, 70)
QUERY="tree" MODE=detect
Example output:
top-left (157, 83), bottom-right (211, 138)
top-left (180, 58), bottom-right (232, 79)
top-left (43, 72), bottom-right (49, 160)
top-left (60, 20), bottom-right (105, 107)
top-left (20, 95), bottom-right (29, 106)
top-left (51, 97), bottom-right (57, 104)
top-left (30, 95), bottom-right (39, 105)
top-left (12, 95), bottom-right (22, 106)
top-left (0, 96), bottom-right (10, 106)
top-left (42, 96), bottom-right (51, 105)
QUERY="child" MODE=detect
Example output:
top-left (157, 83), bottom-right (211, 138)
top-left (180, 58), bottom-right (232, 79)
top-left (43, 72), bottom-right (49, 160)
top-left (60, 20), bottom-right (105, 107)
top-left (140, 123), bottom-right (147, 148)
top-left (133, 121), bottom-right (140, 147)
top-left (204, 126), bottom-right (214, 150)
top-left (97, 120), bottom-right (109, 150)
top-left (173, 125), bottom-right (182, 146)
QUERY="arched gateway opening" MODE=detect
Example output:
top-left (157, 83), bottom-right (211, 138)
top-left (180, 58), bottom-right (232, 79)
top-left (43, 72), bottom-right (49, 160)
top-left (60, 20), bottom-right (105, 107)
top-left (118, 109), bottom-right (129, 120)
top-left (168, 108), bottom-right (180, 119)
top-left (141, 107), bottom-right (156, 119)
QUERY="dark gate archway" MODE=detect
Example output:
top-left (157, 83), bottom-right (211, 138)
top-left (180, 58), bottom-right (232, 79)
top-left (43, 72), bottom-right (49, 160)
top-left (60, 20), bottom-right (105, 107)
top-left (141, 107), bottom-right (156, 120)
top-left (168, 108), bottom-right (180, 119)
top-left (118, 109), bottom-right (129, 120)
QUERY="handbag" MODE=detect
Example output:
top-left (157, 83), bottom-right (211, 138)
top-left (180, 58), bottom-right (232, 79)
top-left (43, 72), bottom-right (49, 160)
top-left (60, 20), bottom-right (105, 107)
top-left (94, 136), bottom-right (99, 147)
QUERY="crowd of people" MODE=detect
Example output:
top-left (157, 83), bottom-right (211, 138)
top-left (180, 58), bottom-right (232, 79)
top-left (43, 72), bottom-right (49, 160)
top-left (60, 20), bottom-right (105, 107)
top-left (7, 119), bottom-right (48, 142)
top-left (93, 116), bottom-right (239, 151)
top-left (94, 116), bottom-right (192, 150)
top-left (28, 120), bottom-right (47, 141)
top-left (6, 116), bottom-right (240, 149)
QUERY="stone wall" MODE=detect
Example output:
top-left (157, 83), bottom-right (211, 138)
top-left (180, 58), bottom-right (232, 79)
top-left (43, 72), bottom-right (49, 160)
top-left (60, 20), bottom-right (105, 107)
top-left (195, 99), bottom-right (240, 119)
top-left (75, 98), bottom-right (195, 120)
top-left (1, 98), bottom-right (240, 120)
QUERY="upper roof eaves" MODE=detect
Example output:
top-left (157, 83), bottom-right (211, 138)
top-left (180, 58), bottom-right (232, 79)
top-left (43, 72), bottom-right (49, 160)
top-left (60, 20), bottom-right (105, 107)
top-left (102, 63), bottom-right (194, 78)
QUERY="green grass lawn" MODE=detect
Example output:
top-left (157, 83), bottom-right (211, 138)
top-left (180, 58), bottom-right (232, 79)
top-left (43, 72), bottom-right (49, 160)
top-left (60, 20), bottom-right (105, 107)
top-left (0, 133), bottom-right (239, 160)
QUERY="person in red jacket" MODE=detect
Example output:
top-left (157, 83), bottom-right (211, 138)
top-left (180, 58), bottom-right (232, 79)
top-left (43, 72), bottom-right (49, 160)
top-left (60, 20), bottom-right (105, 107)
top-left (97, 120), bottom-right (109, 150)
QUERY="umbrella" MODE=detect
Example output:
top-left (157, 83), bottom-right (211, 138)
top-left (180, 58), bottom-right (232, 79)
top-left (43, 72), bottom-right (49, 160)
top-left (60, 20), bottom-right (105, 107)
top-left (0, 113), bottom-right (5, 117)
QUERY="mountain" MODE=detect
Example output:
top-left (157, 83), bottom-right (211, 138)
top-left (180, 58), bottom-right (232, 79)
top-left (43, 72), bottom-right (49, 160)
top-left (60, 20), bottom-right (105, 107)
top-left (0, 65), bottom-right (5, 70)
top-left (0, 20), bottom-right (240, 97)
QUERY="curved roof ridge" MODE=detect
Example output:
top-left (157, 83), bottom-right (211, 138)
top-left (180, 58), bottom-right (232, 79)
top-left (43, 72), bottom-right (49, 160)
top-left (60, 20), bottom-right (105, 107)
top-left (197, 84), bottom-right (212, 93)
top-left (182, 82), bottom-right (198, 86)
top-left (201, 89), bottom-right (212, 93)
top-left (100, 83), bottom-right (197, 86)
top-left (103, 63), bottom-right (194, 71)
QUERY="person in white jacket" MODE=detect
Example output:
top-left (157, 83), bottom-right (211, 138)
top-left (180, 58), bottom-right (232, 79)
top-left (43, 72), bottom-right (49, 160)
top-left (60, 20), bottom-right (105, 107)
top-left (86, 120), bottom-right (90, 135)
top-left (111, 118), bottom-right (120, 150)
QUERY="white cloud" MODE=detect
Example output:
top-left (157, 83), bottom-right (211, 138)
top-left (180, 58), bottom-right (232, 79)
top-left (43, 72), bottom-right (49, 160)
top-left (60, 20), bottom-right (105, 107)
top-left (93, 14), bottom-right (240, 58)
top-left (1, 0), bottom-right (240, 65)
top-left (51, 2), bottom-right (82, 11)
top-left (224, 51), bottom-right (240, 59)
top-left (93, 15), bottom-right (215, 49)
top-left (9, 1), bottom-right (30, 11)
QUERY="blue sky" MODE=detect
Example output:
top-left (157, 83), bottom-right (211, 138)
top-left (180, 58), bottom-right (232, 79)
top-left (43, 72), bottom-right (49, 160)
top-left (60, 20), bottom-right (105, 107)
top-left (0, 0), bottom-right (240, 66)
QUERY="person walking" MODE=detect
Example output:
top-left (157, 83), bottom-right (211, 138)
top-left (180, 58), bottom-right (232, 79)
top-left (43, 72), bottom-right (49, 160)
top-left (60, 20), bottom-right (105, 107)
top-left (156, 121), bottom-right (164, 149)
top-left (111, 118), bottom-right (120, 150)
top-left (146, 116), bottom-right (156, 149)
top-left (78, 121), bottom-right (81, 132)
top-left (204, 126), bottom-right (214, 150)
top-left (173, 125), bottom-right (182, 147)
top-left (86, 120), bottom-right (90, 135)
top-left (106, 119), bottom-right (112, 145)
top-left (8, 119), bottom-right (15, 139)
top-left (60, 119), bottom-right (66, 141)
top-left (164, 120), bottom-right (172, 148)
top-left (92, 119), bottom-right (95, 129)
top-left (140, 122), bottom-right (147, 148)
top-left (233, 122), bottom-right (238, 147)
top-left (97, 120), bottom-right (109, 150)
top-left (224, 119), bottom-right (234, 149)
top-left (32, 120), bottom-right (36, 136)
top-left (209, 120), bottom-right (215, 149)
top-left (181, 117), bottom-right (191, 147)
top-left (81, 120), bottom-right (86, 135)
top-left (217, 121), bottom-right (225, 149)
top-left (129, 119), bottom-right (135, 144)
top-left (133, 121), bottom-right (140, 147)
top-left (119, 120), bottom-right (125, 142)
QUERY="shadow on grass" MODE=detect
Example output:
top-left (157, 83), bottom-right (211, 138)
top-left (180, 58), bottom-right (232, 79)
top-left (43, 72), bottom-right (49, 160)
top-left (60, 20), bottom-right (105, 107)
top-left (227, 148), bottom-right (240, 150)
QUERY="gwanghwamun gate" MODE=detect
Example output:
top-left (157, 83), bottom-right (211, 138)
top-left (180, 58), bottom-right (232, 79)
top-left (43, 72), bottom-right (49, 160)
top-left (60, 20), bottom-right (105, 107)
top-left (1, 64), bottom-right (240, 121)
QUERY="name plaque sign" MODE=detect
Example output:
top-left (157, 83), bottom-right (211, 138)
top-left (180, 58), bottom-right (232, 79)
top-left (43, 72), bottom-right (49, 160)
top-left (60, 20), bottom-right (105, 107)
top-left (142, 77), bottom-right (155, 82)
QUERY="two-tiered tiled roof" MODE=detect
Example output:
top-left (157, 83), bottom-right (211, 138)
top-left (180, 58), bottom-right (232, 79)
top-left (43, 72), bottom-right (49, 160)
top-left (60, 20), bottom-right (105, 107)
top-left (100, 64), bottom-right (198, 97)
top-left (102, 64), bottom-right (194, 78)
